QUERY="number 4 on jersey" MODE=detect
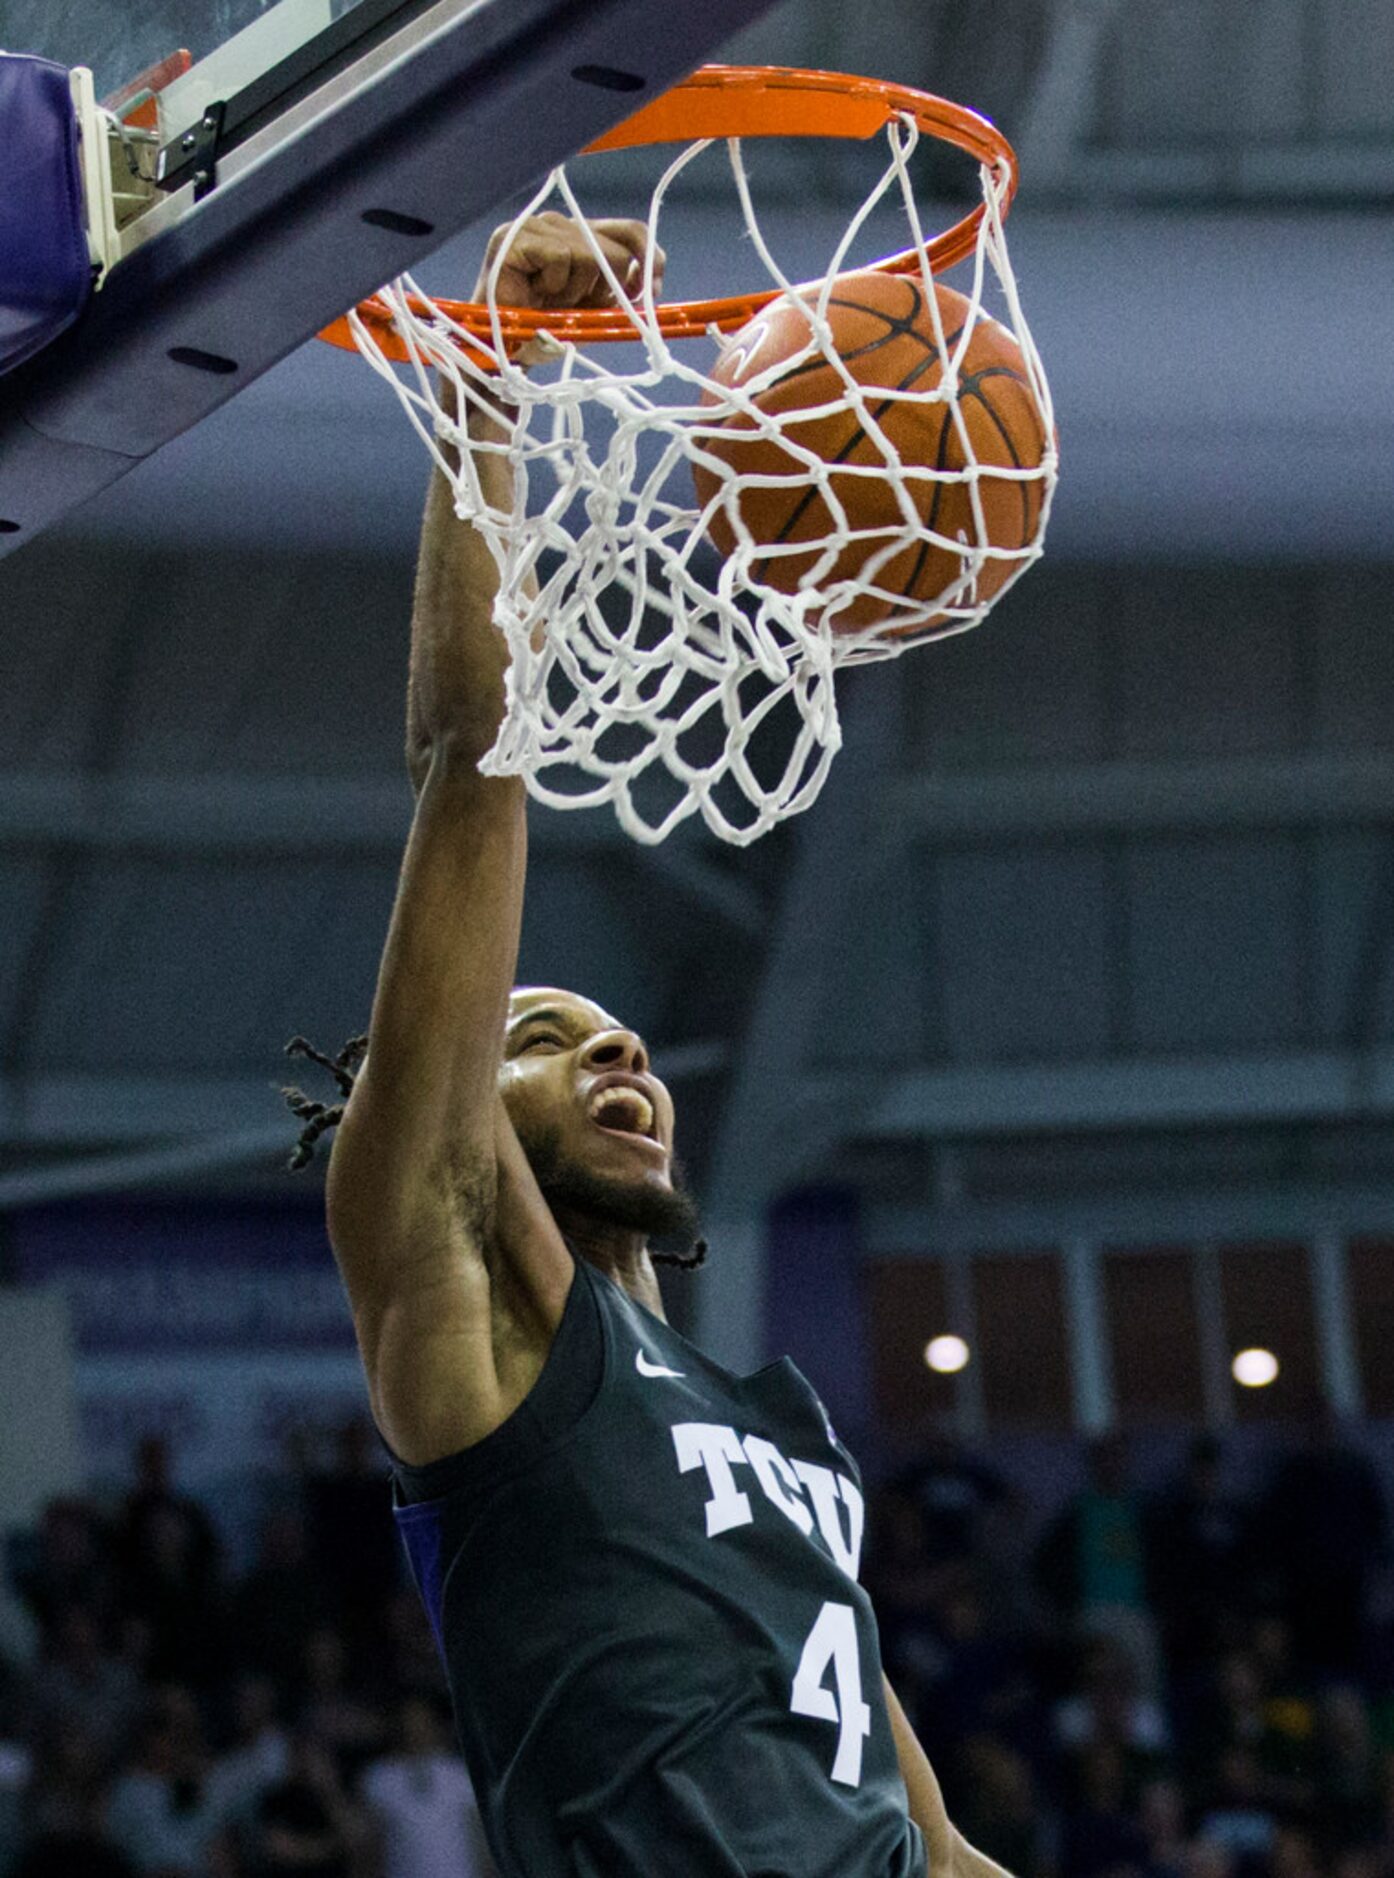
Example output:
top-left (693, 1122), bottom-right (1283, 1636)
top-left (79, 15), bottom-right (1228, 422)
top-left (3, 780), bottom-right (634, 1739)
top-left (790, 1600), bottom-right (872, 1786)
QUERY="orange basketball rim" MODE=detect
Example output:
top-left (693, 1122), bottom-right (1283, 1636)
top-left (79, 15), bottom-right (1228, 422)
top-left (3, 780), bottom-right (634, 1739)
top-left (317, 65), bottom-right (1020, 364)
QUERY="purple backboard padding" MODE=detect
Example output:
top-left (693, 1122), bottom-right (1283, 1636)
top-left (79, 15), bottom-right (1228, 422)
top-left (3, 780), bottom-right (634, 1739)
top-left (0, 54), bottom-right (92, 377)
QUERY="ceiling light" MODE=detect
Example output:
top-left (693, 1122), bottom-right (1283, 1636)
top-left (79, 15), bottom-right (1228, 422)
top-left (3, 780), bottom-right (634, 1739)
top-left (924, 1334), bottom-right (970, 1375)
top-left (1232, 1347), bottom-right (1279, 1388)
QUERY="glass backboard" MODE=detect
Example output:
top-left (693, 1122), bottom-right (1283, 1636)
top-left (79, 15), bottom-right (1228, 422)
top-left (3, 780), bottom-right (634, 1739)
top-left (10, 0), bottom-right (379, 116)
top-left (0, 0), bottom-right (780, 556)
top-left (151, 1), bottom-right (375, 140)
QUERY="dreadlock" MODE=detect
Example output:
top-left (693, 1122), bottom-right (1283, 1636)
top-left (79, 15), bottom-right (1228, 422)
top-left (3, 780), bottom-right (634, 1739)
top-left (281, 1033), bottom-right (368, 1170)
top-left (280, 1031), bottom-right (707, 1269)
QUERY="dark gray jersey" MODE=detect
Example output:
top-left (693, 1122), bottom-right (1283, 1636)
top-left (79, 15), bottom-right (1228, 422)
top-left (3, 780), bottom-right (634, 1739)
top-left (393, 1254), bottom-right (925, 1878)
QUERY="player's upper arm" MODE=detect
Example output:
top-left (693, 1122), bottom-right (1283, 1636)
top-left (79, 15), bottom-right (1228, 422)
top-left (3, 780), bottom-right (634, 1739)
top-left (324, 752), bottom-right (525, 1405)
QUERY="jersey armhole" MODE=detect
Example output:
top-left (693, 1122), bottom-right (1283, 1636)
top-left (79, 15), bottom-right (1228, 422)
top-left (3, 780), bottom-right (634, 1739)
top-left (391, 1256), bottom-right (606, 1507)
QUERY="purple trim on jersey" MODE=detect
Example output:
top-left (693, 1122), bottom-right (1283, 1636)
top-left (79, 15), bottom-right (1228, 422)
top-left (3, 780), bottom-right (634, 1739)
top-left (0, 55), bottom-right (92, 376)
top-left (394, 1498), bottom-right (449, 1660)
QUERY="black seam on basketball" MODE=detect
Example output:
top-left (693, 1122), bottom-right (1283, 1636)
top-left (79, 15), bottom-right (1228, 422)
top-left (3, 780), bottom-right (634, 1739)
top-left (923, 404), bottom-right (958, 535)
top-left (898, 536), bottom-right (934, 601)
top-left (823, 282), bottom-right (930, 355)
top-left (895, 399), bottom-right (958, 601)
top-left (742, 291), bottom-right (963, 400)
top-left (757, 315), bottom-right (941, 391)
top-left (961, 367), bottom-right (1040, 539)
top-left (751, 332), bottom-right (971, 582)
top-left (963, 365), bottom-right (1031, 395)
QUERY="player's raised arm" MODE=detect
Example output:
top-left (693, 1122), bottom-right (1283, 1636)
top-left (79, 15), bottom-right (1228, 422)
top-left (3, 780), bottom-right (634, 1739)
top-left (323, 215), bottom-right (659, 1465)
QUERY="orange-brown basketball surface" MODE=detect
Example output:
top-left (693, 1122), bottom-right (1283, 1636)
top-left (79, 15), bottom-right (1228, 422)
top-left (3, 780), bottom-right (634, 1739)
top-left (690, 270), bottom-right (1052, 633)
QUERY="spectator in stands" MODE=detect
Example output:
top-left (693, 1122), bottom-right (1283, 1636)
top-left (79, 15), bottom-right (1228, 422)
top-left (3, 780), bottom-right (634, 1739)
top-left (1183, 1650), bottom-right (1296, 1805)
top-left (1053, 1634), bottom-right (1171, 1776)
top-left (297, 1627), bottom-right (386, 1778)
top-left (0, 1666), bottom-right (31, 1878)
top-left (360, 1695), bottom-right (495, 1878)
top-left (117, 1438), bottom-right (222, 1687)
top-left (227, 1512), bottom-right (322, 1696)
top-left (10, 1498), bottom-right (116, 1646)
top-left (106, 1687), bottom-right (230, 1877)
top-left (301, 1419), bottom-right (401, 1655)
top-left (11, 1408), bottom-right (1394, 1878)
top-left (204, 1673), bottom-right (289, 1850)
top-left (1247, 1619), bottom-right (1317, 1812)
top-left (1195, 1745), bottom-right (1279, 1873)
top-left (891, 1426), bottom-right (1011, 1571)
top-left (863, 1484), bottom-right (945, 1704)
top-left (1147, 1437), bottom-right (1251, 1674)
top-left (1036, 1433), bottom-right (1161, 1695)
top-left (13, 1727), bottom-right (129, 1876)
top-left (12, 1734), bottom-right (136, 1878)
top-left (1255, 1417), bottom-right (1385, 1678)
top-left (28, 1605), bottom-right (139, 1764)
top-left (252, 1731), bottom-right (365, 1878)
top-left (1058, 1740), bottom-right (1152, 1878)
top-left (949, 1735), bottom-right (1048, 1878)
top-left (19, 1728), bottom-right (106, 1844)
top-left (1308, 1687), bottom-right (1383, 1865)
top-left (900, 1568), bottom-right (1041, 1773)
top-left (1137, 1776), bottom-right (1190, 1878)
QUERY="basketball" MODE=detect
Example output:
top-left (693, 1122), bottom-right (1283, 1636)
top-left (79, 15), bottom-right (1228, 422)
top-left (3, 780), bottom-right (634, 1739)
top-left (691, 269), bottom-right (1053, 633)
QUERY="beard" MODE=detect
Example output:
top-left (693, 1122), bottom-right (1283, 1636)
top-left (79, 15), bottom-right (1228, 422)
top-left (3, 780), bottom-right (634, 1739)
top-left (527, 1131), bottom-right (701, 1246)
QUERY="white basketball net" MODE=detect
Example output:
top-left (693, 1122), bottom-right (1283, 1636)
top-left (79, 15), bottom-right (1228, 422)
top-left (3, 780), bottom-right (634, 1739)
top-left (348, 112), bottom-right (1057, 844)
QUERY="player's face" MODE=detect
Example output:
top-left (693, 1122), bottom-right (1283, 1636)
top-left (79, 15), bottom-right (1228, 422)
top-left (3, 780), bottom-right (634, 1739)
top-left (500, 986), bottom-right (676, 1201)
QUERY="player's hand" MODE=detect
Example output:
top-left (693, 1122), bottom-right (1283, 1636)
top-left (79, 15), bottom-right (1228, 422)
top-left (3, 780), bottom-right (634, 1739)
top-left (474, 211), bottom-right (665, 312)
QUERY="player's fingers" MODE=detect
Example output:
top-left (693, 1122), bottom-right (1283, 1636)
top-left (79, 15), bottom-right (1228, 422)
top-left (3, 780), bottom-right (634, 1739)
top-left (591, 219), bottom-right (666, 295)
top-left (488, 261), bottom-right (529, 307)
top-left (478, 215), bottom-right (665, 310)
top-left (544, 254), bottom-right (574, 296)
top-left (488, 231), bottom-right (586, 307)
top-left (584, 233), bottom-right (666, 307)
top-left (589, 218), bottom-right (652, 263)
top-left (584, 234), bottom-right (647, 304)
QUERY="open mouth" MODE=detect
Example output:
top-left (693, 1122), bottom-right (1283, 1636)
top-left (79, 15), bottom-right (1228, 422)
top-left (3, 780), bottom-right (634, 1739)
top-left (585, 1086), bottom-right (657, 1141)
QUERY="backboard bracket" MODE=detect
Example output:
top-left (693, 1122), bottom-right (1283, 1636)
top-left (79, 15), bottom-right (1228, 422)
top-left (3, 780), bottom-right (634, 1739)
top-left (156, 101), bottom-right (228, 201)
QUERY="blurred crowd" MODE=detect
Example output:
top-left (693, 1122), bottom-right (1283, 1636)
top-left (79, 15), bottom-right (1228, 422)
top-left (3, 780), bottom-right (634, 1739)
top-left (870, 1419), bottom-right (1394, 1878)
top-left (3, 1414), bottom-right (1393, 1878)
top-left (0, 1427), bottom-right (493, 1878)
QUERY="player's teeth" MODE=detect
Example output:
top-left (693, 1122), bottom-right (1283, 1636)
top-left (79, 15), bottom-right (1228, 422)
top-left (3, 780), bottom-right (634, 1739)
top-left (587, 1089), bottom-right (654, 1133)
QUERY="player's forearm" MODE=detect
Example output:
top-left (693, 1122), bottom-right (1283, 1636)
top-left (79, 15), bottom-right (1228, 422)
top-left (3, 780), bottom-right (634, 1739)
top-left (406, 398), bottom-right (517, 783)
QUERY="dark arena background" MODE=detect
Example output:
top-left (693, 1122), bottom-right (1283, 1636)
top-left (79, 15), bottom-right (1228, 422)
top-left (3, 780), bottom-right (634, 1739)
top-left (3, 0), bottom-right (1394, 1874)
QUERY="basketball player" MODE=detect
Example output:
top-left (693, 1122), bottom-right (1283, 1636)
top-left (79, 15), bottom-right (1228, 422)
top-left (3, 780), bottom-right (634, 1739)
top-left (317, 213), bottom-right (1014, 1878)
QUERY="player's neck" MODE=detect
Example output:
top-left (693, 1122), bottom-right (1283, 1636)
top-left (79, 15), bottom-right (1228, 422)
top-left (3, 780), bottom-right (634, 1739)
top-left (556, 1210), bottom-right (666, 1319)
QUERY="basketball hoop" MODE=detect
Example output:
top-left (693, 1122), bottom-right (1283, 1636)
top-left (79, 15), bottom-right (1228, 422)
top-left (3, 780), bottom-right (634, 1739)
top-left (320, 69), bottom-right (1020, 365)
top-left (319, 66), bottom-right (1058, 845)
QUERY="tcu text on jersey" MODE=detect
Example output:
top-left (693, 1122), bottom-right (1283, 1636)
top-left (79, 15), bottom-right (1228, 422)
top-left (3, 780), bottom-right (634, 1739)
top-left (671, 1421), bottom-right (865, 1578)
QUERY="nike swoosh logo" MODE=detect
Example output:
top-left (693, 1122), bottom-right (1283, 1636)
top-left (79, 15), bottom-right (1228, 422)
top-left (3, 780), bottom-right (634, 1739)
top-left (635, 1349), bottom-right (686, 1379)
